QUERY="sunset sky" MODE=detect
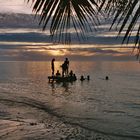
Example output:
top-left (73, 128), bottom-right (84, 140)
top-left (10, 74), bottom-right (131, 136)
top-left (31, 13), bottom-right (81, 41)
top-left (0, 0), bottom-right (137, 61)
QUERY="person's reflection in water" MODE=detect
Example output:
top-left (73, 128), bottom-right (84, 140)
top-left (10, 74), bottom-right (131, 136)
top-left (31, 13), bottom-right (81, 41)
top-left (50, 81), bottom-right (55, 95)
top-left (50, 81), bottom-right (73, 96)
top-left (62, 82), bottom-right (69, 92)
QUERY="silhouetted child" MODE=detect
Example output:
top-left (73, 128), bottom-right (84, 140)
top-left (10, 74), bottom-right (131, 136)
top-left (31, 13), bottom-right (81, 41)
top-left (80, 75), bottom-right (85, 81)
top-left (56, 70), bottom-right (61, 77)
top-left (69, 70), bottom-right (73, 77)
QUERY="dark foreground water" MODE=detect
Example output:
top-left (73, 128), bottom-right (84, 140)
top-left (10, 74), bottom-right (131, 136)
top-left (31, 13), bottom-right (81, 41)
top-left (0, 61), bottom-right (140, 140)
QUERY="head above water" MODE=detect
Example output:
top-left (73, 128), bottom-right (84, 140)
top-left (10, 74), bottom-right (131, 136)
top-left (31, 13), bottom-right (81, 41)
top-left (105, 76), bottom-right (109, 80)
top-left (52, 58), bottom-right (55, 61)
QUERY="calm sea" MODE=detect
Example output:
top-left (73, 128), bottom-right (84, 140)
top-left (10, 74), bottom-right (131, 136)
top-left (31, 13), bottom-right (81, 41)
top-left (0, 61), bottom-right (140, 139)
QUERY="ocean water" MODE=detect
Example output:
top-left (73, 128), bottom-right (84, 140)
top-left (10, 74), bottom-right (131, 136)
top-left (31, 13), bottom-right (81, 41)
top-left (0, 61), bottom-right (140, 140)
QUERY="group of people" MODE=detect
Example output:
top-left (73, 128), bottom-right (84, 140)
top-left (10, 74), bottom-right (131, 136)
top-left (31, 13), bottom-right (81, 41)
top-left (51, 58), bottom-right (74, 77)
top-left (51, 58), bottom-right (109, 82)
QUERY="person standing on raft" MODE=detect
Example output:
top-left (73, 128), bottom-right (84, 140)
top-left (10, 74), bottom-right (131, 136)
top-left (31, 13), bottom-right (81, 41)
top-left (61, 58), bottom-right (69, 77)
top-left (64, 58), bottom-right (69, 75)
top-left (51, 58), bottom-right (55, 76)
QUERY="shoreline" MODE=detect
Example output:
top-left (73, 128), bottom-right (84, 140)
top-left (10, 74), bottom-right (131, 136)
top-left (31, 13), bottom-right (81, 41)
top-left (0, 95), bottom-right (109, 140)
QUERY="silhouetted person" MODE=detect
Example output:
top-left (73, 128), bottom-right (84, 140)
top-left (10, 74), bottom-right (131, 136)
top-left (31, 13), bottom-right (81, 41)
top-left (51, 58), bottom-right (55, 76)
top-left (69, 70), bottom-right (73, 77)
top-left (64, 58), bottom-right (69, 75)
top-left (87, 75), bottom-right (90, 80)
top-left (105, 76), bottom-right (109, 80)
top-left (80, 75), bottom-right (85, 81)
top-left (61, 62), bottom-right (67, 77)
top-left (56, 70), bottom-right (61, 77)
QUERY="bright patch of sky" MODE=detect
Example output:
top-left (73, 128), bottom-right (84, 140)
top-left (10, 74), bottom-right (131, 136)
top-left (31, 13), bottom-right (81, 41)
top-left (0, 0), bottom-right (32, 14)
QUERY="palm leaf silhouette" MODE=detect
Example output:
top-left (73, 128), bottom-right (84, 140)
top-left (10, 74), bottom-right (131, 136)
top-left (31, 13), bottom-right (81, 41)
top-left (28, 0), bottom-right (100, 43)
top-left (27, 0), bottom-right (140, 56)
top-left (99, 0), bottom-right (140, 57)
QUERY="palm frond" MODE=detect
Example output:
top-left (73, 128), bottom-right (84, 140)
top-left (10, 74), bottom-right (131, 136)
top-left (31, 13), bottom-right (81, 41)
top-left (27, 0), bottom-right (140, 57)
top-left (98, 0), bottom-right (140, 57)
top-left (28, 0), bottom-right (100, 43)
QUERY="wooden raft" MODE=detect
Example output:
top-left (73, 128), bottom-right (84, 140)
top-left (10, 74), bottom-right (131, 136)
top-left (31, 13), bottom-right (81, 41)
top-left (48, 76), bottom-right (77, 82)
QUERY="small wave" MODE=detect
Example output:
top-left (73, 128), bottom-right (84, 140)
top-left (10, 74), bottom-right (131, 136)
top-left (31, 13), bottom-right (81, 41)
top-left (0, 97), bottom-right (64, 119)
top-left (103, 110), bottom-right (126, 114)
top-left (63, 121), bottom-right (140, 140)
top-left (127, 103), bottom-right (140, 109)
top-left (87, 97), bottom-right (101, 102)
top-left (1, 97), bottom-right (140, 140)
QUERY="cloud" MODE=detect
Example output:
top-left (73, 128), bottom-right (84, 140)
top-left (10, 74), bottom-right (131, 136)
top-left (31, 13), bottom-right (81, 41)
top-left (0, 0), bottom-right (32, 14)
top-left (0, 44), bottom-right (134, 61)
top-left (0, 12), bottom-right (137, 61)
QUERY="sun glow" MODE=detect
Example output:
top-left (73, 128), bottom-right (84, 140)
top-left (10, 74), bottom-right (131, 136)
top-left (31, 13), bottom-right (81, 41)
top-left (47, 49), bottom-right (67, 56)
